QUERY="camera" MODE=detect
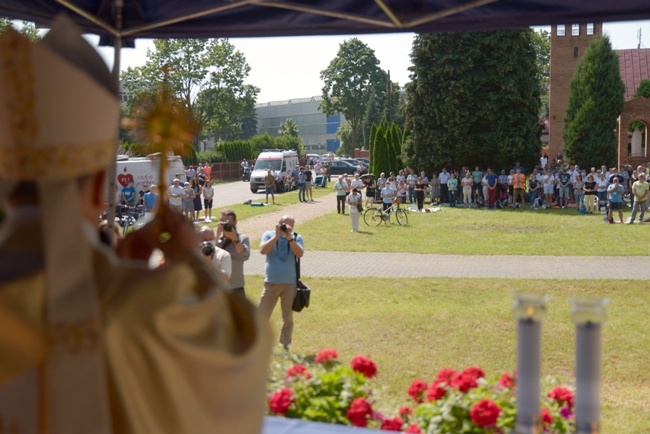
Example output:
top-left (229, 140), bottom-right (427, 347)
top-left (280, 223), bottom-right (287, 232)
top-left (219, 220), bottom-right (233, 232)
top-left (200, 241), bottom-right (215, 258)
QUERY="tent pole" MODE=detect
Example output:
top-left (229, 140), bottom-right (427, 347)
top-left (106, 0), bottom-right (123, 226)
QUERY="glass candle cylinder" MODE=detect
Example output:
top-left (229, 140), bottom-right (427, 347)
top-left (572, 297), bottom-right (609, 434)
top-left (513, 293), bottom-right (549, 434)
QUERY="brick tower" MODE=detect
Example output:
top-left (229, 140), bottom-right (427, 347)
top-left (549, 22), bottom-right (602, 161)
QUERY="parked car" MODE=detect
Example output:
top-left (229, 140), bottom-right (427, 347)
top-left (329, 160), bottom-right (367, 176)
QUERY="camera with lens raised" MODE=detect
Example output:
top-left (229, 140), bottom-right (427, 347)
top-left (280, 223), bottom-right (287, 232)
top-left (200, 241), bottom-right (215, 258)
top-left (219, 220), bottom-right (233, 232)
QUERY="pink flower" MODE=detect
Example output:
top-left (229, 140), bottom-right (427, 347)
top-left (426, 380), bottom-right (447, 401)
top-left (461, 366), bottom-right (485, 381)
top-left (407, 380), bottom-right (428, 403)
top-left (350, 356), bottom-right (377, 378)
top-left (269, 388), bottom-right (293, 415)
top-left (285, 364), bottom-right (312, 379)
top-left (470, 398), bottom-right (502, 427)
top-left (380, 417), bottom-right (404, 431)
top-left (399, 406), bottom-right (413, 418)
top-left (560, 405), bottom-right (574, 419)
top-left (451, 371), bottom-right (478, 392)
top-left (404, 424), bottom-right (422, 433)
top-left (346, 397), bottom-right (373, 427)
top-left (498, 371), bottom-right (516, 388)
top-left (315, 348), bottom-right (339, 363)
top-left (548, 387), bottom-right (574, 409)
top-left (435, 368), bottom-right (457, 385)
top-left (541, 407), bottom-right (553, 426)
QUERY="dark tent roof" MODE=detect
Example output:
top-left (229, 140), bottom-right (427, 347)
top-left (1, 0), bottom-right (650, 45)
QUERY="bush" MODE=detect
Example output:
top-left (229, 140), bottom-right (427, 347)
top-left (196, 150), bottom-right (225, 164)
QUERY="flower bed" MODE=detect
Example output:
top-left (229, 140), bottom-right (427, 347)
top-left (267, 349), bottom-right (575, 433)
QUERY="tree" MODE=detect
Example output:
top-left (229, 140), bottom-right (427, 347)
top-left (276, 118), bottom-right (305, 155)
top-left (563, 36), bottom-right (625, 169)
top-left (335, 122), bottom-right (353, 156)
top-left (0, 18), bottom-right (40, 41)
top-left (362, 90), bottom-right (382, 149)
top-left (634, 79), bottom-right (650, 98)
top-left (404, 30), bottom-right (541, 173)
top-left (121, 38), bottom-right (258, 144)
top-left (532, 29), bottom-right (550, 119)
top-left (320, 38), bottom-right (385, 152)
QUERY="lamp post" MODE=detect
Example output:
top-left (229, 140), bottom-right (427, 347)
top-left (572, 297), bottom-right (609, 434)
top-left (513, 293), bottom-right (550, 434)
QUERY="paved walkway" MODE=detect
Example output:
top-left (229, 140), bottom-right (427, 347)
top-left (235, 191), bottom-right (650, 280)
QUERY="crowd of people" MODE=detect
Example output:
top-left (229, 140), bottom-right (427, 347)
top-left (349, 161), bottom-right (650, 224)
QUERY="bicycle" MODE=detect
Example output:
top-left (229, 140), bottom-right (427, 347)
top-left (363, 200), bottom-right (409, 226)
top-left (118, 205), bottom-right (145, 235)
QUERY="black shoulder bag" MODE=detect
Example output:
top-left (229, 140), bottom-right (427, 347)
top-left (292, 234), bottom-right (311, 312)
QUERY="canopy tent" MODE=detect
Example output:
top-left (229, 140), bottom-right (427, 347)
top-left (1, 0), bottom-right (650, 45)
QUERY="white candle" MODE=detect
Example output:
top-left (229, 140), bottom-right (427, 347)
top-left (513, 294), bottom-right (549, 434)
top-left (572, 297), bottom-right (608, 434)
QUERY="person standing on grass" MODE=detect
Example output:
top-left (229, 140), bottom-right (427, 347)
top-left (414, 176), bottom-right (427, 211)
top-left (528, 174), bottom-right (539, 209)
top-left (511, 168), bottom-right (525, 208)
top-left (202, 180), bottom-right (214, 221)
top-left (448, 173), bottom-right (458, 207)
top-left (486, 168), bottom-right (499, 209)
top-left (574, 174), bottom-right (585, 211)
top-left (264, 169), bottom-right (276, 205)
top-left (607, 177), bottom-right (625, 224)
top-left (439, 168), bottom-right (450, 205)
top-left (406, 169), bottom-right (418, 204)
top-left (365, 176), bottom-right (377, 208)
top-left (430, 172), bottom-right (439, 205)
top-left (334, 175), bottom-right (348, 214)
top-left (584, 175), bottom-right (597, 214)
top-left (297, 167), bottom-right (307, 203)
top-left (216, 209), bottom-right (251, 297)
top-left (346, 188), bottom-right (362, 232)
top-left (259, 215), bottom-right (304, 351)
top-left (143, 184), bottom-right (159, 222)
top-left (381, 181), bottom-right (396, 212)
top-left (629, 173), bottom-right (649, 224)
top-left (304, 166), bottom-right (314, 202)
top-left (181, 181), bottom-right (195, 220)
top-left (557, 167), bottom-right (571, 208)
top-left (471, 166), bottom-right (482, 202)
top-left (461, 172), bottom-right (473, 207)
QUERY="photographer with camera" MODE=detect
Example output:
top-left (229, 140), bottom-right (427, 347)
top-left (259, 215), bottom-right (304, 350)
top-left (199, 226), bottom-right (231, 283)
top-left (215, 210), bottom-right (250, 298)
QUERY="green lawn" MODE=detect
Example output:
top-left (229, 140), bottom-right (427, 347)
top-left (247, 276), bottom-right (650, 434)
top-left (297, 205), bottom-right (650, 256)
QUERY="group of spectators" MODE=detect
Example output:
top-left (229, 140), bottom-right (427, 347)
top-left (355, 161), bottom-right (650, 224)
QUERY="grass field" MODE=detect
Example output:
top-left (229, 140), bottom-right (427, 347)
top-left (246, 276), bottom-right (650, 433)
top-left (297, 205), bottom-right (650, 256)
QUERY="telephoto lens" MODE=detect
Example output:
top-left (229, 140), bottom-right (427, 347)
top-left (200, 241), bottom-right (215, 257)
top-left (220, 221), bottom-right (233, 232)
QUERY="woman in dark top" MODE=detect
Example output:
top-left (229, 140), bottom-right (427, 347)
top-left (414, 177), bottom-right (426, 211)
top-left (583, 175), bottom-right (597, 214)
top-left (190, 177), bottom-right (203, 220)
top-left (528, 175), bottom-right (539, 208)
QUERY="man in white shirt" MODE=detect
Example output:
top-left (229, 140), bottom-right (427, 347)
top-left (438, 168), bottom-right (450, 204)
top-left (167, 178), bottom-right (184, 213)
top-left (199, 226), bottom-right (232, 283)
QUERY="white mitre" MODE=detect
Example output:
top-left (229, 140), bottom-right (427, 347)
top-left (0, 15), bottom-right (119, 434)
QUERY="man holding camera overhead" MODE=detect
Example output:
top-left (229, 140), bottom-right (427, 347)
top-left (216, 209), bottom-right (250, 297)
top-left (259, 215), bottom-right (304, 350)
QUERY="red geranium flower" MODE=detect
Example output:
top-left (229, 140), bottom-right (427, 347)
top-left (541, 407), bottom-right (553, 426)
top-left (315, 348), bottom-right (339, 363)
top-left (435, 368), bottom-right (457, 385)
top-left (350, 356), bottom-right (377, 378)
top-left (399, 406), bottom-right (413, 417)
top-left (346, 397), bottom-right (373, 427)
top-left (470, 399), bottom-right (502, 427)
top-left (268, 388), bottom-right (294, 415)
top-left (407, 380), bottom-right (428, 403)
top-left (285, 364), bottom-right (312, 379)
top-left (426, 380), bottom-right (447, 401)
top-left (380, 416), bottom-right (404, 431)
top-left (451, 371), bottom-right (478, 392)
top-left (548, 387), bottom-right (574, 409)
top-left (461, 366), bottom-right (485, 381)
top-left (498, 371), bottom-right (516, 389)
top-left (404, 424), bottom-right (422, 433)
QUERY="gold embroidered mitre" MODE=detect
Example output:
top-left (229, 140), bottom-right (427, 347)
top-left (0, 16), bottom-right (119, 180)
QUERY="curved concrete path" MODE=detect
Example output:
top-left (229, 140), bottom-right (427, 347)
top-left (235, 190), bottom-right (650, 280)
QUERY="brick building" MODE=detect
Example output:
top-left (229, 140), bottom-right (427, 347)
top-left (548, 22), bottom-right (602, 160)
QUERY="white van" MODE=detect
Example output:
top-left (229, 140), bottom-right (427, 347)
top-left (113, 154), bottom-right (185, 197)
top-left (250, 149), bottom-right (299, 193)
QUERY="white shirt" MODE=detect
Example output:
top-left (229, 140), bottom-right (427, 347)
top-left (350, 179), bottom-right (364, 190)
top-left (167, 185), bottom-right (184, 206)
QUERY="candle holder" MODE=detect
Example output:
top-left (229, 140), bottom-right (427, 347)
top-left (571, 297), bottom-right (609, 434)
top-left (513, 293), bottom-right (550, 434)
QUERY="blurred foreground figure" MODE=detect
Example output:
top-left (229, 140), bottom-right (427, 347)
top-left (0, 16), bottom-right (270, 434)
